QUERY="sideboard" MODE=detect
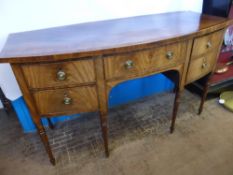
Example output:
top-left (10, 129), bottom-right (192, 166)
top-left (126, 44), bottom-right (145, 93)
top-left (0, 12), bottom-right (232, 165)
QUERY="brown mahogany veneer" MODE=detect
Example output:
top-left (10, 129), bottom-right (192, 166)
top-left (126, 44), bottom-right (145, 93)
top-left (186, 51), bottom-right (220, 84)
top-left (104, 41), bottom-right (186, 80)
top-left (33, 86), bottom-right (98, 116)
top-left (22, 59), bottom-right (95, 89)
top-left (191, 30), bottom-right (224, 59)
top-left (0, 12), bottom-right (232, 165)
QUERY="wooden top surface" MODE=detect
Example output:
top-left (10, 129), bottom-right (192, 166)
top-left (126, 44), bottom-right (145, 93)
top-left (0, 11), bottom-right (232, 63)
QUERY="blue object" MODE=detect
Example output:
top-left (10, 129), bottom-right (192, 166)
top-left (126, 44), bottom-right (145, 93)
top-left (12, 73), bottom-right (174, 133)
top-left (12, 98), bottom-right (79, 133)
top-left (109, 74), bottom-right (174, 107)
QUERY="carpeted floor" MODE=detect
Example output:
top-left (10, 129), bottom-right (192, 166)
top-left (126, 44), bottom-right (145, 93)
top-left (0, 90), bottom-right (233, 175)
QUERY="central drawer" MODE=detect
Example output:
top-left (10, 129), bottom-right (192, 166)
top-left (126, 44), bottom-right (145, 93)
top-left (33, 86), bottom-right (99, 116)
top-left (22, 59), bottom-right (95, 89)
top-left (104, 42), bottom-right (186, 80)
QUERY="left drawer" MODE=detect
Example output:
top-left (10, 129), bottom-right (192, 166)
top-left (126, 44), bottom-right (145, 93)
top-left (22, 59), bottom-right (96, 89)
top-left (33, 86), bottom-right (99, 116)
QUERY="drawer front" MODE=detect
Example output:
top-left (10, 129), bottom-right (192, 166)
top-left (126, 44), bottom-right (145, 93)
top-left (186, 52), bottom-right (217, 84)
top-left (33, 86), bottom-right (98, 116)
top-left (191, 30), bottom-right (224, 58)
top-left (104, 42), bottom-right (186, 80)
top-left (22, 59), bottom-right (95, 89)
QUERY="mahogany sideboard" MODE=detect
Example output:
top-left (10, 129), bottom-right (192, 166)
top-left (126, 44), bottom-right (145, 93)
top-left (0, 12), bottom-right (232, 165)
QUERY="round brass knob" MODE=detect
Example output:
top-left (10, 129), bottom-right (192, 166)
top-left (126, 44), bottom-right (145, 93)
top-left (63, 95), bottom-right (72, 105)
top-left (124, 60), bottom-right (134, 69)
top-left (57, 69), bottom-right (66, 81)
top-left (166, 51), bottom-right (174, 60)
top-left (202, 63), bottom-right (207, 69)
top-left (206, 41), bottom-right (212, 49)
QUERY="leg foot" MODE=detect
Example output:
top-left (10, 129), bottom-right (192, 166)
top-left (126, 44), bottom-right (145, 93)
top-left (50, 157), bottom-right (56, 166)
top-left (170, 126), bottom-right (174, 134)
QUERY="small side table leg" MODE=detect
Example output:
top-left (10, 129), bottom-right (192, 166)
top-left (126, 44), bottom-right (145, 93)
top-left (170, 87), bottom-right (181, 133)
top-left (47, 118), bottom-right (55, 129)
top-left (99, 111), bottom-right (109, 157)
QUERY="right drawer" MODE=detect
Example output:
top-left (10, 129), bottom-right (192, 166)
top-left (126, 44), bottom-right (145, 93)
top-left (191, 30), bottom-right (224, 58)
top-left (186, 52), bottom-right (217, 84)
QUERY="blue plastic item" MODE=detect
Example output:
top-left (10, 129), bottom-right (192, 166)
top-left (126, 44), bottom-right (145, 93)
top-left (109, 73), bottom-right (174, 107)
top-left (12, 73), bottom-right (174, 133)
top-left (11, 98), bottom-right (79, 133)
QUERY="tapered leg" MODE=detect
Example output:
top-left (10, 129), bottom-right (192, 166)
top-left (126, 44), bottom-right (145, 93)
top-left (11, 64), bottom-right (55, 165)
top-left (95, 58), bottom-right (109, 157)
top-left (99, 112), bottom-right (109, 157)
top-left (198, 80), bottom-right (209, 115)
top-left (35, 119), bottom-right (55, 165)
top-left (170, 87), bottom-right (181, 133)
top-left (47, 118), bottom-right (54, 129)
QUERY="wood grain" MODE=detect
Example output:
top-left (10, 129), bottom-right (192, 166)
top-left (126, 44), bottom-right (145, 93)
top-left (186, 52), bottom-right (218, 84)
top-left (11, 64), bottom-right (55, 165)
top-left (33, 86), bottom-right (98, 116)
top-left (94, 57), bottom-right (109, 157)
top-left (21, 59), bottom-right (95, 89)
top-left (179, 39), bottom-right (193, 90)
top-left (0, 12), bottom-right (232, 63)
top-left (106, 64), bottom-right (184, 96)
top-left (104, 41), bottom-right (186, 80)
top-left (191, 30), bottom-right (224, 59)
top-left (0, 12), bottom-right (231, 164)
top-left (186, 30), bottom-right (225, 84)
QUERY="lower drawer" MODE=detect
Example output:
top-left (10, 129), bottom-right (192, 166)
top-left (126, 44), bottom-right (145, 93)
top-left (186, 52), bottom-right (217, 84)
top-left (33, 86), bottom-right (99, 116)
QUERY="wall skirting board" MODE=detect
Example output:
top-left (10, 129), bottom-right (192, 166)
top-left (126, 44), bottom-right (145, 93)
top-left (12, 74), bottom-right (173, 133)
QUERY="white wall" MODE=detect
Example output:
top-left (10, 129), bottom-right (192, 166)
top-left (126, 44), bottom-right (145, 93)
top-left (0, 0), bottom-right (203, 101)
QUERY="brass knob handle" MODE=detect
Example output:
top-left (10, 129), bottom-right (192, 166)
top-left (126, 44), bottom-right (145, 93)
top-left (63, 95), bottom-right (72, 105)
top-left (202, 63), bottom-right (207, 69)
top-left (57, 69), bottom-right (66, 81)
top-left (206, 41), bottom-right (212, 49)
top-left (124, 60), bottom-right (134, 69)
top-left (166, 51), bottom-right (174, 60)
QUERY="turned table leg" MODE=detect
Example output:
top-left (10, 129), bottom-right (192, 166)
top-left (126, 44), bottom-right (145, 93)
top-left (198, 74), bottom-right (211, 115)
top-left (170, 85), bottom-right (181, 133)
top-left (47, 118), bottom-right (55, 129)
top-left (11, 64), bottom-right (56, 165)
top-left (95, 58), bottom-right (110, 157)
top-left (35, 118), bottom-right (55, 165)
top-left (198, 83), bottom-right (209, 115)
top-left (99, 111), bottom-right (109, 157)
